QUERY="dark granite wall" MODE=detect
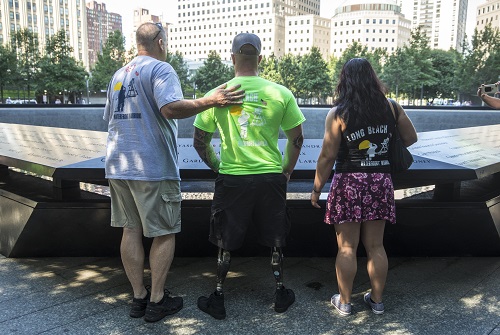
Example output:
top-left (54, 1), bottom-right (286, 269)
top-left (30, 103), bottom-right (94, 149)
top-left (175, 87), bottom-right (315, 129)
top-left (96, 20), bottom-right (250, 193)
top-left (1, 106), bottom-right (500, 136)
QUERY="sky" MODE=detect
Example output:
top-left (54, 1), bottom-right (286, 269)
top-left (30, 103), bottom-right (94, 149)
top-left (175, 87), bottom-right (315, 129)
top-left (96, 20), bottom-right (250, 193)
top-left (102, 0), bottom-right (483, 49)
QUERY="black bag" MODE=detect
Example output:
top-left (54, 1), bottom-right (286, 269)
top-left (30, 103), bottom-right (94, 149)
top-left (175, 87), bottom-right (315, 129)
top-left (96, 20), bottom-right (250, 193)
top-left (387, 99), bottom-right (413, 174)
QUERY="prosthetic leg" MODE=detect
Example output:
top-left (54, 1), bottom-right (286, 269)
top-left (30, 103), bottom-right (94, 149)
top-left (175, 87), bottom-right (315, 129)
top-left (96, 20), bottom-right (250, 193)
top-left (215, 247), bottom-right (231, 295)
top-left (271, 247), bottom-right (284, 289)
top-left (197, 247), bottom-right (230, 320)
top-left (271, 247), bottom-right (296, 313)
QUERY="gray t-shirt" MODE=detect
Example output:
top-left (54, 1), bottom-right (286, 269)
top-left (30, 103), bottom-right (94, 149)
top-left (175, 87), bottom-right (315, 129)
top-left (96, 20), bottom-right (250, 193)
top-left (103, 55), bottom-right (183, 181)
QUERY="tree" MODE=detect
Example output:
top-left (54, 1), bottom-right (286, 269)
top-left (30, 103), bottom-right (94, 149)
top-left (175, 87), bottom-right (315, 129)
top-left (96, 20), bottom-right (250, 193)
top-left (37, 30), bottom-right (88, 103)
top-left (259, 53), bottom-right (281, 83)
top-left (0, 44), bottom-right (17, 103)
top-left (327, 55), bottom-right (339, 99)
top-left (366, 47), bottom-right (387, 77)
top-left (332, 42), bottom-right (370, 86)
top-left (330, 42), bottom-right (387, 99)
top-left (12, 28), bottom-right (40, 100)
top-left (403, 26), bottom-right (439, 104)
top-left (166, 50), bottom-right (191, 95)
top-left (297, 47), bottom-right (332, 104)
top-left (194, 50), bottom-right (233, 94)
top-left (455, 24), bottom-right (500, 102)
top-left (425, 49), bottom-right (460, 101)
top-left (277, 53), bottom-right (301, 97)
top-left (381, 47), bottom-right (420, 101)
top-left (125, 45), bottom-right (137, 63)
top-left (90, 30), bottom-right (126, 92)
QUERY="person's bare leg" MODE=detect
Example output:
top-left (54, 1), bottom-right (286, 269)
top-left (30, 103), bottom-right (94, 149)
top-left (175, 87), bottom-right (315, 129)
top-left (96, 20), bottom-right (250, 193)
top-left (361, 220), bottom-right (387, 303)
top-left (149, 234), bottom-right (176, 303)
top-left (334, 222), bottom-right (361, 304)
top-left (121, 227), bottom-right (148, 299)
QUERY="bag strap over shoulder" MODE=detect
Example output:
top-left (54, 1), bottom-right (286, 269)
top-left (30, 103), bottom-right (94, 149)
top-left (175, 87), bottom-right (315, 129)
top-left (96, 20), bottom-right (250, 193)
top-left (387, 98), bottom-right (398, 123)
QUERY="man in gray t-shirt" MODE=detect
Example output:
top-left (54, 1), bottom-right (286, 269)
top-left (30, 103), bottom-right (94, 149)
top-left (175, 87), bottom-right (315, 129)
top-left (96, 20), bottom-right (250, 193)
top-left (104, 22), bottom-right (243, 323)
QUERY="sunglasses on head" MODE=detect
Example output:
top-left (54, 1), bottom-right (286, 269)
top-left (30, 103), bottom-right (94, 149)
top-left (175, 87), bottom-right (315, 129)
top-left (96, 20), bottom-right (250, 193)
top-left (152, 22), bottom-right (163, 41)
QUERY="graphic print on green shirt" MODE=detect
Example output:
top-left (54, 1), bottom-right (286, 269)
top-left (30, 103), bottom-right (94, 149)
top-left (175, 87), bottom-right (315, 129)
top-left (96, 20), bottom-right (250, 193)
top-left (194, 76), bottom-right (305, 175)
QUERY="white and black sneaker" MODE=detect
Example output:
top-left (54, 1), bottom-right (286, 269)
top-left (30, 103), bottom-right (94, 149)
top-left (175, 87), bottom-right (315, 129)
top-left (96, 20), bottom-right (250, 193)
top-left (364, 292), bottom-right (384, 315)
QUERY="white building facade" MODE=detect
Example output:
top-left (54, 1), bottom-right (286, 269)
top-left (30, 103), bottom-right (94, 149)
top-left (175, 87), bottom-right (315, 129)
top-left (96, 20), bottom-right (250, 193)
top-left (0, 0), bottom-right (89, 68)
top-left (476, 0), bottom-right (500, 33)
top-left (331, 0), bottom-right (411, 57)
top-left (399, 0), bottom-right (468, 52)
top-left (168, 0), bottom-right (321, 61)
top-left (285, 14), bottom-right (330, 58)
top-left (129, 7), bottom-right (167, 50)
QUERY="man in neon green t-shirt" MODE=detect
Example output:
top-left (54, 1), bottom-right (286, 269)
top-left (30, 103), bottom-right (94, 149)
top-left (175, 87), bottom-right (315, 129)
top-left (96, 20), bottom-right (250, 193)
top-left (193, 33), bottom-right (305, 320)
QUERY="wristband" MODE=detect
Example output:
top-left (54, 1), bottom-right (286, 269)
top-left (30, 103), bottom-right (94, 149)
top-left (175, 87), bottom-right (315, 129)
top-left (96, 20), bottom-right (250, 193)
top-left (312, 188), bottom-right (321, 194)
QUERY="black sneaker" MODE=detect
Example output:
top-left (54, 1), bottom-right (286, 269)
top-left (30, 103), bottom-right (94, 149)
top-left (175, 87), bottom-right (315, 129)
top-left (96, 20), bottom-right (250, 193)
top-left (144, 290), bottom-right (183, 323)
top-left (129, 285), bottom-right (151, 318)
top-left (274, 287), bottom-right (295, 313)
top-left (197, 292), bottom-right (226, 320)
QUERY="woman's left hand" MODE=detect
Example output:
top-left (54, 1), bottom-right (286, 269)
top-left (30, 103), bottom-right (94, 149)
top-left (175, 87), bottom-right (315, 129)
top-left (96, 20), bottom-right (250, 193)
top-left (311, 191), bottom-right (321, 208)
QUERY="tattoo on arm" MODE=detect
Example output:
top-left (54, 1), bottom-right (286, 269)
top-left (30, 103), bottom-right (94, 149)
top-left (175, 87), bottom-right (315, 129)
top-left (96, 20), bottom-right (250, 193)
top-left (292, 133), bottom-right (304, 150)
top-left (193, 128), bottom-right (220, 172)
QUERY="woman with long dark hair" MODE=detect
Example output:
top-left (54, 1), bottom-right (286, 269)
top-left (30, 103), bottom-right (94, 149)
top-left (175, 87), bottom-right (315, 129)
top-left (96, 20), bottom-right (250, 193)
top-left (311, 58), bottom-right (417, 316)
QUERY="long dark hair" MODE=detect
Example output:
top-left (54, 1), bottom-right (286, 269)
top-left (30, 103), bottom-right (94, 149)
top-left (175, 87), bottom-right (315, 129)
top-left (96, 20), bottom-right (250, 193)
top-left (333, 58), bottom-right (389, 126)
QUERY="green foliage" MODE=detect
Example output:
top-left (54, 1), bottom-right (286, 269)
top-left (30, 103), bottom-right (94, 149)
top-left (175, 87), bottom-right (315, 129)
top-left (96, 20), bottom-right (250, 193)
top-left (125, 45), bottom-right (137, 63)
top-left (332, 42), bottom-right (370, 85)
top-left (425, 49), bottom-right (460, 100)
top-left (12, 28), bottom-right (40, 98)
top-left (367, 48), bottom-right (387, 76)
top-left (278, 53), bottom-right (301, 97)
top-left (0, 44), bottom-right (17, 101)
top-left (382, 47), bottom-right (420, 99)
top-left (166, 50), bottom-right (191, 95)
top-left (405, 26), bottom-right (439, 87)
top-left (194, 50), bottom-right (233, 94)
top-left (2, 24), bottom-right (500, 106)
top-left (36, 30), bottom-right (88, 100)
top-left (381, 26), bottom-right (439, 102)
top-left (90, 30), bottom-right (126, 92)
top-left (455, 24), bottom-right (500, 101)
top-left (297, 47), bottom-right (332, 103)
top-left (327, 55), bottom-right (338, 94)
top-left (259, 53), bottom-right (281, 83)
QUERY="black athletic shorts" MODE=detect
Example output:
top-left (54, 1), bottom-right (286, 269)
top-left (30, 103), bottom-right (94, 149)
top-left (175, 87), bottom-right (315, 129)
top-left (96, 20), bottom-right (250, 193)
top-left (209, 173), bottom-right (290, 251)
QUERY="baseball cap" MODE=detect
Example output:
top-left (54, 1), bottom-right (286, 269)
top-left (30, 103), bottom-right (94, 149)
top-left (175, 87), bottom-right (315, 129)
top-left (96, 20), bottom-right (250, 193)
top-left (231, 33), bottom-right (261, 55)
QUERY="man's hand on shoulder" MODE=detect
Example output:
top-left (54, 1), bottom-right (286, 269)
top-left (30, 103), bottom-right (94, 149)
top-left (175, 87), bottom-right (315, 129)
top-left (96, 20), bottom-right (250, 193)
top-left (210, 83), bottom-right (245, 107)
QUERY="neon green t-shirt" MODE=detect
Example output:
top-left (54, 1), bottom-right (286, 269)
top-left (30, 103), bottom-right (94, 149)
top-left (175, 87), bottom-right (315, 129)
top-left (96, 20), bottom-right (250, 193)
top-left (194, 76), bottom-right (306, 175)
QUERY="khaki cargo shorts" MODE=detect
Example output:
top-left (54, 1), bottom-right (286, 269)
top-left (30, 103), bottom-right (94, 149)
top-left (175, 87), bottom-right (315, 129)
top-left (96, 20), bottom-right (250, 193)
top-left (109, 179), bottom-right (182, 237)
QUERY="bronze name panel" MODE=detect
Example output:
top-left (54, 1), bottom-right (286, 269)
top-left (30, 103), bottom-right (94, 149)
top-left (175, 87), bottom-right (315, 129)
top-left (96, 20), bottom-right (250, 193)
top-left (1, 123), bottom-right (500, 184)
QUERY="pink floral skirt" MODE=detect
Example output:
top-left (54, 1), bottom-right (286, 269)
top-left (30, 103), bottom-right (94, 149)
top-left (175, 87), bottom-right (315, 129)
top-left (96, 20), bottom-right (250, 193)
top-left (324, 172), bottom-right (396, 225)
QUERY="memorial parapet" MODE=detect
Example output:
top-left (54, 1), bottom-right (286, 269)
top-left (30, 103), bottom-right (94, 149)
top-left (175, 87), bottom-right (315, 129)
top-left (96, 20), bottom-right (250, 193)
top-left (2, 122), bottom-right (500, 198)
top-left (0, 123), bottom-right (107, 179)
top-left (177, 124), bottom-right (500, 200)
top-left (1, 122), bottom-right (500, 257)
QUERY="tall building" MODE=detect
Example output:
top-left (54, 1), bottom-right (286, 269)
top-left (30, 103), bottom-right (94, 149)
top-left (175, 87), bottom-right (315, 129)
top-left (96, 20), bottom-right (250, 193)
top-left (86, 1), bottom-right (122, 69)
top-left (331, 0), bottom-right (411, 57)
top-left (399, 0), bottom-right (468, 52)
top-left (476, 0), bottom-right (500, 33)
top-left (0, 0), bottom-right (88, 68)
top-left (168, 0), bottom-right (321, 61)
top-left (129, 7), bottom-right (167, 50)
top-left (285, 14), bottom-right (331, 58)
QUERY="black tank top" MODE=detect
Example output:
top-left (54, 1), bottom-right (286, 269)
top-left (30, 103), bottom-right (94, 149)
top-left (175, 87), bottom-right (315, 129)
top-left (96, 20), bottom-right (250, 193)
top-left (335, 103), bottom-right (396, 173)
